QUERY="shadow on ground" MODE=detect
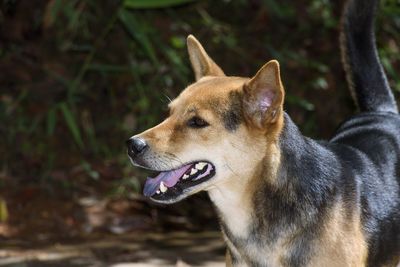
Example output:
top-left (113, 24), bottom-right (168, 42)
top-left (0, 231), bottom-right (225, 267)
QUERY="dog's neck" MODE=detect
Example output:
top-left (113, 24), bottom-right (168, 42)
top-left (207, 170), bottom-right (256, 239)
top-left (208, 113), bottom-right (338, 261)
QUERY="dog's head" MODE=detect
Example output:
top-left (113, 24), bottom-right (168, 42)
top-left (127, 35), bottom-right (285, 204)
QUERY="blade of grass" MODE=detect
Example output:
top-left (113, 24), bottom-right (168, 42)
top-left (59, 102), bottom-right (84, 149)
top-left (47, 108), bottom-right (57, 136)
top-left (81, 110), bottom-right (98, 154)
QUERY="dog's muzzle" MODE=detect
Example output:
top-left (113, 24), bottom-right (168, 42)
top-left (126, 137), bottom-right (148, 159)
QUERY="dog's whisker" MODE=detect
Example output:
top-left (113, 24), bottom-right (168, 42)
top-left (224, 162), bottom-right (239, 177)
top-left (163, 94), bottom-right (173, 104)
top-left (229, 141), bottom-right (249, 154)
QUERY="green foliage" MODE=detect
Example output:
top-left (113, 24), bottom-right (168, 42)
top-left (118, 8), bottom-right (159, 65)
top-left (1, 0), bottom-right (399, 198)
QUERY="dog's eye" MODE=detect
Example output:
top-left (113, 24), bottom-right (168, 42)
top-left (187, 116), bottom-right (209, 128)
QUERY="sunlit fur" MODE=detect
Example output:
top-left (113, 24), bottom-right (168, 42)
top-left (134, 75), bottom-right (281, 203)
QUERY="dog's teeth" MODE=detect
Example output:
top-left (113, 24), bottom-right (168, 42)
top-left (160, 182), bottom-right (167, 193)
top-left (182, 174), bottom-right (189, 179)
top-left (156, 190), bottom-right (160, 194)
top-left (190, 168), bottom-right (198, 175)
top-left (195, 162), bottom-right (207, 170)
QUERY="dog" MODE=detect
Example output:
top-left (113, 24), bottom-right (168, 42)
top-left (126, 0), bottom-right (400, 266)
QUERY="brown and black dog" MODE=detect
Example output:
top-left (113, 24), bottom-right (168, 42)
top-left (127, 0), bottom-right (400, 266)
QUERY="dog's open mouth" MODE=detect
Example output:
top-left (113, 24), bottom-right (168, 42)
top-left (143, 161), bottom-right (215, 201)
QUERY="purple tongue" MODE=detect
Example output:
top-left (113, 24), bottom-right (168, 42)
top-left (143, 164), bottom-right (193, 197)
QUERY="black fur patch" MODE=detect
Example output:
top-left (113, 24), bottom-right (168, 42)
top-left (222, 90), bottom-right (243, 131)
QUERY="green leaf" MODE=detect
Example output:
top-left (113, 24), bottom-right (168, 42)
top-left (312, 77), bottom-right (329, 90)
top-left (59, 102), bottom-right (84, 149)
top-left (47, 108), bottom-right (57, 136)
top-left (124, 0), bottom-right (195, 9)
top-left (118, 9), bottom-right (158, 64)
top-left (170, 36), bottom-right (185, 49)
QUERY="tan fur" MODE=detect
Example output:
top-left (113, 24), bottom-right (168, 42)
top-left (339, 1), bottom-right (359, 112)
top-left (187, 35), bottom-right (225, 81)
top-left (244, 60), bottom-right (285, 127)
top-left (208, 123), bottom-right (285, 267)
top-left (226, 250), bottom-right (233, 267)
top-left (308, 201), bottom-right (368, 267)
top-left (140, 76), bottom-right (250, 153)
top-left (219, 197), bottom-right (369, 267)
top-left (135, 74), bottom-right (280, 207)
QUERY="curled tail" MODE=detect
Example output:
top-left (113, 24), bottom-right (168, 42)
top-left (340, 0), bottom-right (398, 113)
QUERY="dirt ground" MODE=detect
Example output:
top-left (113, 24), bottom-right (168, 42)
top-left (0, 187), bottom-right (224, 267)
top-left (0, 231), bottom-right (225, 267)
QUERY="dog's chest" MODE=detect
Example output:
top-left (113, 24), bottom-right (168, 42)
top-left (208, 184), bottom-right (296, 266)
top-left (224, 230), bottom-right (291, 267)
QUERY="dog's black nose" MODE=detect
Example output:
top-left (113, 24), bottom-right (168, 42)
top-left (126, 137), bottom-right (148, 157)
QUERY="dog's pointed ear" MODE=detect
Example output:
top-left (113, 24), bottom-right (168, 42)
top-left (243, 60), bottom-right (285, 128)
top-left (187, 35), bottom-right (225, 81)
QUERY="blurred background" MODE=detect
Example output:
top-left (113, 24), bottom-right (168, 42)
top-left (0, 0), bottom-right (399, 266)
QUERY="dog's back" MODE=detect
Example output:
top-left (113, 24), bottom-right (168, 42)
top-left (330, 113), bottom-right (400, 266)
top-left (332, 0), bottom-right (400, 265)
